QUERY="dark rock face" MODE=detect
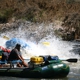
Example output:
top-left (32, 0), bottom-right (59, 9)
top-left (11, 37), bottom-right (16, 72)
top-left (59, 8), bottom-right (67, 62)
top-left (61, 13), bottom-right (80, 40)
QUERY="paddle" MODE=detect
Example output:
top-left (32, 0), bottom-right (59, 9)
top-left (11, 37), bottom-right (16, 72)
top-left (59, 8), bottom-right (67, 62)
top-left (48, 58), bottom-right (78, 64)
top-left (3, 36), bottom-right (9, 40)
top-left (42, 42), bottom-right (50, 46)
top-left (62, 58), bottom-right (78, 63)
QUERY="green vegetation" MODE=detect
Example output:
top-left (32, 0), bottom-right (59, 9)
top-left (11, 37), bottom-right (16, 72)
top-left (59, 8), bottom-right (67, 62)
top-left (0, 0), bottom-right (79, 23)
top-left (0, 8), bottom-right (13, 23)
top-left (66, 0), bottom-right (75, 3)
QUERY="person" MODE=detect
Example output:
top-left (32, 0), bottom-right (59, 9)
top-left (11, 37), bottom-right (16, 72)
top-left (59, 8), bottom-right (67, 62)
top-left (0, 47), bottom-right (10, 68)
top-left (8, 44), bottom-right (28, 67)
top-left (1, 47), bottom-right (11, 61)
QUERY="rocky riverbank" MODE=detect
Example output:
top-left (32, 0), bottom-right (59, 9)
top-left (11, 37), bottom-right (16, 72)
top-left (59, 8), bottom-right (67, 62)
top-left (0, 0), bottom-right (80, 41)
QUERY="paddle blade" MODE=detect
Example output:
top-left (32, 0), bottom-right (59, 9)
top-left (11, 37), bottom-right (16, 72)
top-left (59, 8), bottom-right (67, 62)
top-left (3, 36), bottom-right (9, 40)
top-left (66, 58), bottom-right (78, 63)
top-left (42, 42), bottom-right (50, 46)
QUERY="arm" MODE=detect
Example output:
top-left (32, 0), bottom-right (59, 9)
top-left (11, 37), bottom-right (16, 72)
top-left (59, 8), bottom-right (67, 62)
top-left (18, 55), bottom-right (24, 62)
top-left (17, 52), bottom-right (28, 67)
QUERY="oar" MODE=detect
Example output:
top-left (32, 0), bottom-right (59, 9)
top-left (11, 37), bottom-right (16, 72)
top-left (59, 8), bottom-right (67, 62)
top-left (61, 58), bottom-right (78, 63)
top-left (42, 42), bottom-right (50, 46)
top-left (48, 58), bottom-right (78, 64)
top-left (3, 36), bottom-right (9, 40)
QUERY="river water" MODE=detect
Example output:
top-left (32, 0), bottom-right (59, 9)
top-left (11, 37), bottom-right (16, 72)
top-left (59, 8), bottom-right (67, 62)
top-left (0, 22), bottom-right (80, 80)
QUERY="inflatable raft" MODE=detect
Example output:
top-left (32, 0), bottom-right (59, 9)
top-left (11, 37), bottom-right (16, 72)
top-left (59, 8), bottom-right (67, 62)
top-left (0, 55), bottom-right (71, 78)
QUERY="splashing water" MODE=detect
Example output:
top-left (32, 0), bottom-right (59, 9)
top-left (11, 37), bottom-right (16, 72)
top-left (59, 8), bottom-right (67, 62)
top-left (0, 22), bottom-right (79, 60)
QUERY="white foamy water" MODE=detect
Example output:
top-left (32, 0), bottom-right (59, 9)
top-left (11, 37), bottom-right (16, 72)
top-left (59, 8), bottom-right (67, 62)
top-left (0, 22), bottom-right (79, 60)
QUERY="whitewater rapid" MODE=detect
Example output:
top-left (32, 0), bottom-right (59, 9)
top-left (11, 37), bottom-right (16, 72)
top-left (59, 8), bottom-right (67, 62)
top-left (0, 22), bottom-right (79, 60)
